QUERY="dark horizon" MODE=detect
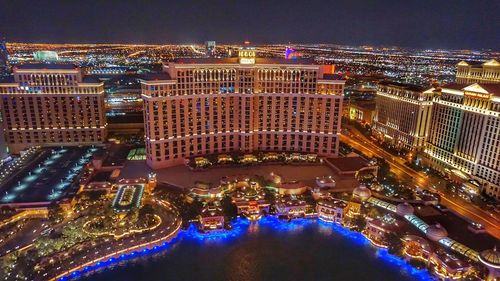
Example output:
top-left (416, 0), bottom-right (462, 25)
top-left (0, 0), bottom-right (499, 50)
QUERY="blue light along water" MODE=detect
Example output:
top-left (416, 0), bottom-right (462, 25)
top-left (82, 218), bottom-right (433, 281)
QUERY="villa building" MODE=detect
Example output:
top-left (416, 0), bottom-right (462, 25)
top-left (232, 186), bottom-right (269, 220)
top-left (429, 250), bottom-right (472, 280)
top-left (364, 215), bottom-right (402, 248)
top-left (199, 202), bottom-right (225, 231)
top-left (316, 199), bottom-right (346, 224)
top-left (274, 197), bottom-right (308, 218)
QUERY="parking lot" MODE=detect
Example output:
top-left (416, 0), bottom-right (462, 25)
top-left (0, 147), bottom-right (99, 204)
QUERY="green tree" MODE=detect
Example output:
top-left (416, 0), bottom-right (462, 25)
top-left (350, 216), bottom-right (366, 232)
top-left (47, 204), bottom-right (64, 225)
top-left (365, 207), bottom-right (382, 219)
top-left (221, 196), bottom-right (238, 220)
top-left (384, 232), bottom-right (403, 256)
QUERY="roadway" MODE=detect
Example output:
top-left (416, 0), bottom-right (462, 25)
top-left (0, 219), bottom-right (49, 257)
top-left (36, 199), bottom-right (180, 281)
top-left (340, 130), bottom-right (500, 239)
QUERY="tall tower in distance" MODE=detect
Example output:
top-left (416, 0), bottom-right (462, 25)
top-left (0, 38), bottom-right (9, 77)
top-left (0, 38), bottom-right (9, 161)
top-left (205, 41), bottom-right (216, 57)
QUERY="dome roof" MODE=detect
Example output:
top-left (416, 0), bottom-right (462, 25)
top-left (479, 247), bottom-right (500, 267)
top-left (353, 184), bottom-right (372, 201)
top-left (426, 224), bottom-right (448, 241)
top-left (396, 203), bottom-right (414, 216)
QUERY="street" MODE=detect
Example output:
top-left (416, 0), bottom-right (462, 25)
top-left (340, 130), bottom-right (500, 239)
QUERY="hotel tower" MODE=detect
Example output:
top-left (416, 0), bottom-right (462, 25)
top-left (373, 81), bottom-right (433, 151)
top-left (141, 47), bottom-right (345, 169)
top-left (456, 59), bottom-right (500, 84)
top-left (0, 63), bottom-right (107, 153)
top-left (424, 83), bottom-right (500, 199)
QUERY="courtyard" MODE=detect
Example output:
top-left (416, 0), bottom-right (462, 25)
top-left (120, 160), bottom-right (359, 191)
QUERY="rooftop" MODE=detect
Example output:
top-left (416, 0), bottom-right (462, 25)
top-left (139, 72), bottom-right (172, 81)
top-left (321, 73), bottom-right (344, 80)
top-left (317, 199), bottom-right (347, 209)
top-left (81, 76), bottom-right (101, 83)
top-left (442, 82), bottom-right (500, 97)
top-left (15, 63), bottom-right (78, 70)
top-left (378, 80), bottom-right (426, 92)
top-left (171, 57), bottom-right (317, 65)
top-left (433, 250), bottom-right (470, 270)
top-left (350, 101), bottom-right (376, 111)
top-left (368, 216), bottom-right (401, 232)
top-left (325, 156), bottom-right (370, 173)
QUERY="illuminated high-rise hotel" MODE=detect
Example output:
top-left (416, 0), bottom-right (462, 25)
top-left (373, 81), bottom-right (433, 151)
top-left (456, 59), bottom-right (500, 84)
top-left (424, 83), bottom-right (500, 199)
top-left (141, 47), bottom-right (345, 169)
top-left (0, 63), bottom-right (107, 153)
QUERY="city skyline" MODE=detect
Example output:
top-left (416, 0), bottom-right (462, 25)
top-left (1, 0), bottom-right (499, 50)
top-left (0, 3), bottom-right (499, 281)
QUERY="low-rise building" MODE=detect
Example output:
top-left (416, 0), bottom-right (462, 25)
top-left (316, 199), bottom-right (346, 224)
top-left (189, 182), bottom-right (232, 201)
top-left (274, 197), bottom-right (308, 218)
top-left (364, 215), bottom-right (402, 248)
top-left (315, 176), bottom-right (336, 189)
top-left (232, 187), bottom-right (269, 220)
top-left (402, 235), bottom-right (433, 261)
top-left (348, 101), bottom-right (376, 125)
top-left (430, 250), bottom-right (472, 280)
top-left (199, 202), bottom-right (225, 232)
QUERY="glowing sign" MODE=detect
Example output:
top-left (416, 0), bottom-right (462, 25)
top-left (239, 58), bottom-right (255, 64)
top-left (464, 92), bottom-right (490, 99)
top-left (238, 47), bottom-right (256, 64)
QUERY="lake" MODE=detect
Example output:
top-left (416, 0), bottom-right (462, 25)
top-left (82, 217), bottom-right (432, 281)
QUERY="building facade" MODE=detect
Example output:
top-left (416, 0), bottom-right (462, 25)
top-left (373, 81), bottom-right (433, 151)
top-left (0, 63), bottom-right (107, 153)
top-left (316, 199), bottom-right (346, 224)
top-left (0, 39), bottom-right (8, 77)
top-left (456, 59), bottom-right (500, 84)
top-left (0, 109), bottom-right (8, 161)
top-left (424, 83), bottom-right (500, 199)
top-left (141, 48), bottom-right (345, 169)
top-left (347, 101), bottom-right (376, 125)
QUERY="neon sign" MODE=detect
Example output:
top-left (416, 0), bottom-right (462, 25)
top-left (239, 58), bottom-right (255, 64)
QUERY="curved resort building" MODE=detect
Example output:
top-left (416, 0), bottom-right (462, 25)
top-left (141, 47), bottom-right (345, 169)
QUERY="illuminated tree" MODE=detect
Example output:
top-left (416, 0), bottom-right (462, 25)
top-left (384, 232), bottom-right (403, 256)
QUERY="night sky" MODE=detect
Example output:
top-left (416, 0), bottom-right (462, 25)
top-left (0, 0), bottom-right (498, 49)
